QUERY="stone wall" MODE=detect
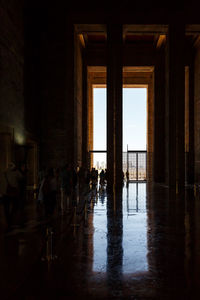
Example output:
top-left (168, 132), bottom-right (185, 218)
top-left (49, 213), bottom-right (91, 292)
top-left (0, 1), bottom-right (25, 171)
top-left (153, 48), bottom-right (165, 183)
top-left (0, 1), bottom-right (25, 146)
top-left (39, 21), bottom-right (71, 168)
top-left (194, 45), bottom-right (200, 183)
top-left (74, 34), bottom-right (83, 168)
top-left (0, 1), bottom-right (40, 184)
top-left (31, 4), bottom-right (79, 169)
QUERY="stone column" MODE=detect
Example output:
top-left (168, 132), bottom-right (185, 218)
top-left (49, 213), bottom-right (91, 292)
top-left (153, 48), bottom-right (165, 183)
top-left (82, 55), bottom-right (88, 170)
top-left (107, 24), bottom-right (123, 189)
top-left (88, 75), bottom-right (93, 169)
top-left (74, 31), bottom-right (83, 169)
top-left (66, 21), bottom-right (75, 165)
top-left (188, 61), bottom-right (195, 184)
top-left (165, 19), bottom-right (185, 189)
top-left (194, 44), bottom-right (200, 184)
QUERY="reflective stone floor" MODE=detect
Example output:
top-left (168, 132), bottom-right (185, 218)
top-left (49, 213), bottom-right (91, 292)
top-left (1, 183), bottom-right (200, 299)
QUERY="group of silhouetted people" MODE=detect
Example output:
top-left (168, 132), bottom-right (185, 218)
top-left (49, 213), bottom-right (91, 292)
top-left (37, 164), bottom-right (108, 216)
top-left (37, 164), bottom-right (78, 216)
top-left (77, 166), bottom-right (107, 188)
top-left (0, 161), bottom-right (108, 230)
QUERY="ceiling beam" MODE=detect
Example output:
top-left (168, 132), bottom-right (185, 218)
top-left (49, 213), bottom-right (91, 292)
top-left (123, 24), bottom-right (168, 35)
top-left (123, 66), bottom-right (154, 72)
top-left (186, 24), bottom-right (200, 35)
top-left (75, 24), bottom-right (106, 34)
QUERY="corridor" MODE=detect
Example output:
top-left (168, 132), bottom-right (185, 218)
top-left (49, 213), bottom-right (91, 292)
top-left (1, 183), bottom-right (200, 299)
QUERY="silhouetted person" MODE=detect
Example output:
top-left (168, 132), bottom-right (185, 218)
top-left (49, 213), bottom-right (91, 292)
top-left (126, 170), bottom-right (129, 182)
top-left (77, 166), bottom-right (84, 187)
top-left (91, 168), bottom-right (97, 186)
top-left (71, 166), bottom-right (77, 189)
top-left (104, 169), bottom-right (108, 183)
top-left (42, 168), bottom-right (57, 216)
top-left (0, 162), bottom-right (23, 229)
top-left (60, 164), bottom-right (72, 214)
top-left (85, 169), bottom-right (91, 185)
top-left (95, 169), bottom-right (98, 183)
top-left (18, 163), bottom-right (27, 211)
top-left (100, 169), bottom-right (105, 185)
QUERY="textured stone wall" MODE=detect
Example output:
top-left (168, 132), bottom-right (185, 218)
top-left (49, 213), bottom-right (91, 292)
top-left (74, 35), bottom-right (83, 168)
top-left (0, 1), bottom-right (40, 182)
top-left (36, 10), bottom-right (77, 169)
top-left (39, 29), bottom-right (71, 168)
top-left (194, 45), bottom-right (200, 183)
top-left (23, 2), bottom-right (42, 139)
top-left (153, 49), bottom-right (166, 183)
top-left (23, 3), bottom-right (84, 170)
top-left (0, 1), bottom-right (25, 145)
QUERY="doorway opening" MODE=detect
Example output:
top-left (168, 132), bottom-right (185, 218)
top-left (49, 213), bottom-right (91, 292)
top-left (92, 86), bottom-right (107, 170)
top-left (91, 85), bottom-right (148, 179)
top-left (88, 66), bottom-right (153, 180)
top-left (123, 86), bottom-right (147, 181)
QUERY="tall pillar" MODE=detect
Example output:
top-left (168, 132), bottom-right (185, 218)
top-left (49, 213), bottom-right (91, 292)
top-left (165, 19), bottom-right (185, 189)
top-left (88, 75), bottom-right (93, 169)
top-left (154, 48), bottom-right (165, 183)
top-left (66, 21), bottom-right (75, 165)
top-left (82, 55), bottom-right (88, 170)
top-left (188, 61), bottom-right (195, 184)
top-left (107, 24), bottom-right (123, 189)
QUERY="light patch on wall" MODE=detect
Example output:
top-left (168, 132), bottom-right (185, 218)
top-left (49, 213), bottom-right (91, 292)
top-left (15, 130), bottom-right (25, 145)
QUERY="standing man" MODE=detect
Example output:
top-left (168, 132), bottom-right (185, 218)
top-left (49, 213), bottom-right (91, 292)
top-left (60, 164), bottom-right (71, 214)
top-left (0, 162), bottom-right (22, 230)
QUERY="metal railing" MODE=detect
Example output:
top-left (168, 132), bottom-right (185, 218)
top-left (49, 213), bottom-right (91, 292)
top-left (89, 150), bottom-right (147, 181)
top-left (123, 151), bottom-right (147, 181)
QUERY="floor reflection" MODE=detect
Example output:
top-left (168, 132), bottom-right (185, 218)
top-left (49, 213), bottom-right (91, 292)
top-left (92, 186), bottom-right (107, 272)
top-left (123, 183), bottom-right (148, 274)
top-left (92, 183), bottom-right (148, 276)
top-left (6, 183), bottom-right (200, 299)
top-left (107, 190), bottom-right (123, 294)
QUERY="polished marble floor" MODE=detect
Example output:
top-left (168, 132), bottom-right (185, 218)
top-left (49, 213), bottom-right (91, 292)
top-left (1, 183), bottom-right (200, 299)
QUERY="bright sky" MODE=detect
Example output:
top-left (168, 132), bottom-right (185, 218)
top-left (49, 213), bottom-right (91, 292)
top-left (123, 88), bottom-right (147, 151)
top-left (93, 87), bottom-right (147, 167)
top-left (93, 88), bottom-right (107, 150)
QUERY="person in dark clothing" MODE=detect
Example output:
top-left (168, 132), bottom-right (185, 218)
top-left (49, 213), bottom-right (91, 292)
top-left (91, 168), bottom-right (97, 186)
top-left (42, 168), bottom-right (57, 216)
top-left (60, 164), bottom-right (72, 214)
top-left (100, 169), bottom-right (105, 186)
top-left (126, 170), bottom-right (129, 182)
top-left (0, 162), bottom-right (22, 229)
top-left (71, 167), bottom-right (77, 189)
top-left (95, 169), bottom-right (98, 183)
top-left (18, 163), bottom-right (27, 211)
top-left (104, 169), bottom-right (108, 183)
top-left (77, 166), bottom-right (84, 188)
